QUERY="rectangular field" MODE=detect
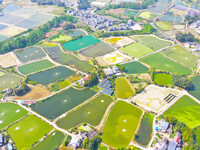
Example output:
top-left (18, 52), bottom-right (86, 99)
top-left (140, 53), bottom-right (192, 75)
top-left (16, 19), bottom-right (42, 29)
top-left (155, 21), bottom-right (173, 31)
top-left (138, 11), bottom-right (158, 20)
top-left (63, 35), bottom-right (100, 51)
top-left (30, 13), bottom-right (55, 23)
top-left (0, 103), bottom-right (28, 129)
top-left (28, 66), bottom-right (75, 85)
top-left (122, 61), bottom-right (149, 74)
top-left (0, 34), bottom-right (9, 42)
top-left (0, 52), bottom-right (19, 68)
top-left (0, 74), bottom-right (23, 90)
top-left (0, 26), bottom-right (26, 37)
top-left (162, 45), bottom-right (198, 69)
top-left (102, 101), bottom-right (143, 148)
top-left (56, 94), bottom-right (113, 129)
top-left (164, 95), bottom-right (200, 128)
top-left (18, 59), bottom-right (55, 75)
top-left (8, 115), bottom-right (52, 150)
top-left (31, 87), bottom-right (97, 120)
top-left (115, 77), bottom-right (134, 99)
top-left (148, 2), bottom-right (169, 13)
top-left (120, 42), bottom-right (154, 58)
top-left (160, 13), bottom-right (183, 24)
top-left (0, 14), bottom-right (24, 25)
top-left (189, 75), bottom-right (200, 101)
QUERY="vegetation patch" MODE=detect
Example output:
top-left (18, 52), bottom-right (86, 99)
top-left (122, 61), bottom-right (149, 74)
top-left (189, 75), bottom-right (200, 101)
top-left (194, 128), bottom-right (200, 146)
top-left (66, 29), bottom-right (87, 37)
top-left (8, 115), bottom-right (52, 150)
top-left (56, 94), bottom-right (113, 129)
top-left (0, 52), bottom-right (19, 68)
top-left (164, 95), bottom-right (200, 128)
top-left (115, 77), bottom-right (134, 99)
top-left (51, 34), bottom-right (72, 42)
top-left (155, 21), bottom-right (173, 31)
top-left (0, 74), bottom-right (23, 90)
top-left (138, 11), bottom-right (157, 20)
top-left (102, 101), bottom-right (143, 148)
top-left (153, 73), bottom-right (174, 87)
top-left (57, 80), bottom-right (71, 90)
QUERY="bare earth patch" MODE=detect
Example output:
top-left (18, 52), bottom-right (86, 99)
top-left (0, 52), bottom-right (20, 68)
top-left (0, 26), bottom-right (26, 37)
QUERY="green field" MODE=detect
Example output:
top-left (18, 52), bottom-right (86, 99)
top-left (56, 94), bottom-right (113, 129)
top-left (63, 35), bottom-right (100, 51)
top-left (18, 59), bottom-right (55, 75)
top-left (122, 61), bottom-right (149, 74)
top-left (28, 66), bottom-right (75, 85)
top-left (31, 87), bottom-right (97, 119)
top-left (133, 35), bottom-right (172, 51)
top-left (124, 10), bottom-right (139, 17)
top-left (138, 11), bottom-right (157, 20)
top-left (140, 53), bottom-right (192, 75)
top-left (57, 80), bottom-right (71, 90)
top-left (153, 73), bottom-right (174, 87)
top-left (31, 131), bottom-right (65, 150)
top-left (156, 21), bottom-right (173, 31)
top-left (194, 128), bottom-right (200, 146)
top-left (43, 45), bottom-right (93, 73)
top-left (79, 42), bottom-right (114, 58)
top-left (162, 45), bottom-right (198, 68)
top-left (189, 76), bottom-right (200, 101)
top-left (115, 77), bottom-right (134, 99)
top-left (0, 74), bottom-right (23, 90)
top-left (0, 71), bottom-right (5, 77)
top-left (120, 42), bottom-right (154, 58)
top-left (164, 95), bottom-right (200, 128)
top-left (0, 103), bottom-right (28, 129)
top-left (135, 113), bottom-right (154, 146)
top-left (51, 34), bottom-right (72, 42)
top-left (102, 101), bottom-right (143, 148)
top-left (8, 115), bottom-right (52, 150)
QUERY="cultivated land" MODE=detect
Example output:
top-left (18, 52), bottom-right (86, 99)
top-left (153, 73), bottom-right (174, 87)
top-left (132, 35), bottom-right (172, 51)
top-left (122, 61), bottom-right (149, 74)
top-left (162, 45), bottom-right (198, 68)
top-left (105, 37), bottom-right (134, 47)
top-left (14, 46), bottom-right (46, 63)
top-left (51, 34), bottom-right (72, 42)
top-left (120, 42), bottom-right (154, 58)
top-left (66, 29), bottom-right (87, 37)
top-left (164, 95), bottom-right (200, 128)
top-left (105, 37), bottom-right (123, 44)
top-left (18, 59), bottom-right (55, 75)
top-left (31, 87), bottom-right (97, 120)
top-left (138, 11), bottom-right (158, 20)
top-left (0, 26), bottom-right (26, 37)
top-left (133, 85), bottom-right (180, 111)
top-left (0, 74), bottom-right (23, 90)
top-left (31, 131), bottom-right (65, 150)
top-left (189, 75), bottom-right (200, 101)
top-left (135, 113), bottom-right (154, 146)
top-left (0, 71), bottom-right (5, 77)
top-left (115, 77), bottom-right (134, 99)
top-left (102, 101), bottom-right (143, 148)
top-left (140, 53), bottom-right (192, 75)
top-left (155, 21), bottom-right (173, 31)
top-left (28, 66), bottom-right (75, 85)
top-left (56, 94), bottom-right (113, 129)
top-left (8, 115), bottom-right (52, 150)
top-left (63, 35), bottom-right (100, 51)
top-left (57, 80), bottom-right (71, 90)
top-left (79, 42), bottom-right (114, 58)
top-left (0, 52), bottom-right (19, 68)
top-left (0, 103), bottom-right (28, 129)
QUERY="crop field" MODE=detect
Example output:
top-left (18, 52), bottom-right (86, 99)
top-left (63, 35), bottom-right (100, 51)
top-left (0, 24), bottom-right (8, 30)
top-left (157, 0), bottom-right (171, 3)
top-left (56, 94), bottom-right (113, 129)
top-left (30, 13), bottom-right (55, 23)
top-left (140, 53), bottom-right (192, 75)
top-left (0, 52), bottom-right (19, 68)
top-left (51, 34), bottom-right (72, 42)
top-left (153, 73), bottom-right (173, 87)
top-left (132, 35), bottom-right (172, 51)
top-left (0, 34), bottom-right (9, 42)
top-left (57, 80), bottom-right (71, 90)
top-left (115, 77), bottom-right (134, 99)
top-left (0, 103), bottom-right (28, 129)
top-left (132, 85), bottom-right (180, 111)
top-left (0, 26), bottom-right (26, 37)
top-left (16, 19), bottom-right (42, 29)
top-left (105, 37), bottom-right (123, 44)
top-left (28, 66), bottom-right (75, 85)
top-left (32, 131), bottom-right (65, 150)
top-left (96, 51), bottom-right (131, 66)
top-left (148, 2), bottom-right (169, 13)
top-left (164, 95), bottom-right (200, 128)
top-left (195, 128), bottom-right (200, 146)
top-left (10, 8), bottom-right (36, 18)
top-left (122, 61), bottom-right (149, 74)
top-left (14, 46), bottom-right (46, 63)
top-left (120, 42), bottom-right (154, 58)
top-left (0, 14), bottom-right (24, 25)
top-left (31, 87), bottom-right (97, 120)
top-left (0, 71), bottom-right (5, 77)
top-left (160, 13), bottom-right (183, 24)
top-left (189, 76), bottom-right (200, 101)
top-left (8, 115), bottom-right (52, 150)
top-left (162, 45), bottom-right (198, 68)
top-left (102, 101), bottom-right (143, 148)
top-left (174, 0), bottom-right (188, 7)
top-left (43, 45), bottom-right (93, 72)
top-left (66, 29), bottom-right (87, 37)
top-left (155, 21), bottom-right (173, 31)
top-left (105, 37), bottom-right (134, 47)
top-left (135, 113), bottom-right (154, 146)
top-left (124, 10), bottom-right (139, 17)
top-left (3, 4), bottom-right (20, 13)
top-left (170, 8), bottom-right (186, 16)
top-left (18, 59), bottom-right (55, 75)
top-left (79, 42), bottom-right (114, 58)
top-left (0, 74), bottom-right (23, 90)
top-left (138, 11), bottom-right (157, 20)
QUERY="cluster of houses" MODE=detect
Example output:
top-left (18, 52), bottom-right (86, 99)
top-left (103, 66), bottom-right (120, 76)
top-left (189, 20), bottom-right (200, 34)
top-left (0, 134), bottom-right (12, 150)
top-left (184, 42), bottom-right (200, 52)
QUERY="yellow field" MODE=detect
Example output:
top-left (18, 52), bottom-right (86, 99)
top-left (0, 26), bottom-right (26, 37)
top-left (0, 52), bottom-right (19, 68)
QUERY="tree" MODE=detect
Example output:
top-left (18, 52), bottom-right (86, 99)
top-left (85, 73), bottom-right (99, 87)
top-left (176, 32), bottom-right (195, 43)
top-left (172, 74), bottom-right (192, 90)
top-left (87, 136), bottom-right (102, 150)
top-left (164, 115), bottom-right (177, 125)
top-left (15, 83), bottom-right (30, 96)
top-left (63, 23), bottom-right (76, 30)
top-left (77, 0), bottom-right (90, 10)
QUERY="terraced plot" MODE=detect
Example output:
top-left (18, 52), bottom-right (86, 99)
top-left (56, 94), bottom-right (113, 129)
top-left (31, 87), bottom-right (97, 119)
top-left (0, 74), bottom-right (23, 90)
top-left (189, 75), bottom-right (200, 101)
top-left (102, 101), bottom-right (143, 148)
top-left (0, 103), bottom-right (28, 129)
top-left (140, 53), bottom-right (192, 75)
top-left (164, 95), bottom-right (200, 128)
top-left (28, 66), bottom-right (75, 85)
top-left (122, 61), bottom-right (149, 74)
top-left (8, 115), bottom-right (52, 150)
